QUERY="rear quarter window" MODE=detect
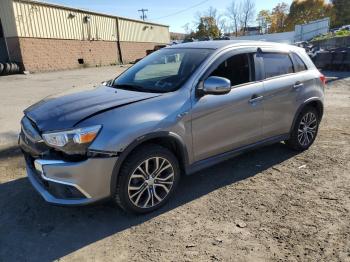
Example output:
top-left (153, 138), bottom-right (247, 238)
top-left (263, 53), bottom-right (294, 78)
top-left (291, 53), bottom-right (308, 72)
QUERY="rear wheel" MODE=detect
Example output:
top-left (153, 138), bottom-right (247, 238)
top-left (286, 106), bottom-right (319, 151)
top-left (114, 144), bottom-right (180, 214)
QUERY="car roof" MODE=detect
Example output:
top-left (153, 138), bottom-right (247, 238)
top-left (167, 40), bottom-right (299, 52)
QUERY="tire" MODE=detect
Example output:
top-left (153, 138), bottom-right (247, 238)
top-left (114, 144), bottom-right (180, 214)
top-left (286, 106), bottom-right (319, 151)
top-left (3, 63), bottom-right (11, 75)
top-left (9, 63), bottom-right (16, 74)
top-left (0, 63), bottom-right (4, 75)
top-left (10, 62), bottom-right (19, 74)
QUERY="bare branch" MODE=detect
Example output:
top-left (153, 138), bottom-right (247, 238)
top-left (240, 0), bottom-right (256, 34)
top-left (226, 1), bottom-right (242, 36)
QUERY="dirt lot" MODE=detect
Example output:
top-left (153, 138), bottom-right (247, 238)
top-left (0, 70), bottom-right (349, 262)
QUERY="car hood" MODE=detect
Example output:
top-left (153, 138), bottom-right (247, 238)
top-left (24, 86), bottom-right (161, 131)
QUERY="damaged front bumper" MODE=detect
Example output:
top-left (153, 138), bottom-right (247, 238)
top-left (25, 155), bottom-right (118, 206)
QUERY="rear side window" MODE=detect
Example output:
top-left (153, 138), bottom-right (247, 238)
top-left (263, 53), bottom-right (294, 78)
top-left (291, 53), bottom-right (307, 72)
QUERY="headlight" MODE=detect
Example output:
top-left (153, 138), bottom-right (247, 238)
top-left (42, 125), bottom-right (102, 153)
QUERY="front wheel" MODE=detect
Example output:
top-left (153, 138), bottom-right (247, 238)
top-left (286, 106), bottom-right (320, 151)
top-left (114, 144), bottom-right (180, 214)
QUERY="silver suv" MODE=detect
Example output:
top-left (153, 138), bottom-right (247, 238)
top-left (19, 41), bottom-right (325, 213)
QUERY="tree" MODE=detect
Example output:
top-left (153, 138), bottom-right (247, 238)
top-left (332, 0), bottom-right (350, 27)
top-left (285, 0), bottom-right (333, 31)
top-left (269, 2), bottom-right (289, 33)
top-left (217, 15), bottom-right (229, 35)
top-left (195, 16), bottom-right (221, 39)
top-left (193, 6), bottom-right (222, 39)
top-left (226, 0), bottom-right (256, 35)
top-left (257, 10), bottom-right (272, 34)
top-left (182, 23), bottom-right (191, 35)
top-left (240, 0), bottom-right (256, 34)
top-left (205, 6), bottom-right (218, 21)
top-left (226, 1), bottom-right (242, 36)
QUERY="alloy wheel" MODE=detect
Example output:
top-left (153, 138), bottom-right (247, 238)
top-left (297, 112), bottom-right (317, 147)
top-left (128, 157), bottom-right (175, 209)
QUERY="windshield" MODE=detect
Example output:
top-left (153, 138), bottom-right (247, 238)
top-left (113, 48), bottom-right (213, 93)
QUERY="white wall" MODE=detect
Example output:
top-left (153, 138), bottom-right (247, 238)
top-left (230, 31), bottom-right (295, 44)
top-left (295, 18), bottom-right (330, 42)
top-left (230, 18), bottom-right (330, 44)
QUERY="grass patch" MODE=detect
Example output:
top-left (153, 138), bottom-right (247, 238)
top-left (312, 30), bottom-right (350, 41)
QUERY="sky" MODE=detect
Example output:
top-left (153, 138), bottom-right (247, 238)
top-left (41, 0), bottom-right (294, 33)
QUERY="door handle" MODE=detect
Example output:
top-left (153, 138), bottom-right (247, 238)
top-left (293, 82), bottom-right (304, 90)
top-left (249, 94), bottom-right (264, 104)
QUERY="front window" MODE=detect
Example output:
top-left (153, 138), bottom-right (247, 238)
top-left (209, 53), bottom-right (255, 86)
top-left (113, 48), bottom-right (213, 93)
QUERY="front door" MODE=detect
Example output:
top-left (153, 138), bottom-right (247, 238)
top-left (191, 51), bottom-right (264, 162)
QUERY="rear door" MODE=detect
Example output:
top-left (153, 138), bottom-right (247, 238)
top-left (259, 51), bottom-right (301, 139)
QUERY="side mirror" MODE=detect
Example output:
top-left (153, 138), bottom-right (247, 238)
top-left (199, 76), bottom-right (231, 96)
top-left (102, 79), bottom-right (113, 87)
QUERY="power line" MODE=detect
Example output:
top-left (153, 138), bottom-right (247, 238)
top-left (153, 0), bottom-right (209, 20)
top-left (138, 8), bottom-right (149, 21)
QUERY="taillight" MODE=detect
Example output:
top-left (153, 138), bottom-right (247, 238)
top-left (320, 74), bottom-right (326, 85)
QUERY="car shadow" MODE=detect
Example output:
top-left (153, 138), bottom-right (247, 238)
top-left (323, 70), bottom-right (350, 83)
top-left (0, 143), bottom-right (299, 261)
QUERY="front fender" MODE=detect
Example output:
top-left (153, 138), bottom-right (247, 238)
top-left (108, 131), bottom-right (190, 197)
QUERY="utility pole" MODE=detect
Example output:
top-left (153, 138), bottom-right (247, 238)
top-left (138, 8), bottom-right (148, 21)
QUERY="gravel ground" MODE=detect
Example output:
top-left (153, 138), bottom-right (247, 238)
top-left (0, 70), bottom-right (349, 262)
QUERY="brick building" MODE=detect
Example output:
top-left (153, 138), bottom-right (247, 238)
top-left (0, 0), bottom-right (170, 72)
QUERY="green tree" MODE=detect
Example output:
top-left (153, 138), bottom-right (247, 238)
top-left (285, 0), bottom-right (333, 31)
top-left (332, 0), bottom-right (350, 27)
top-left (195, 16), bottom-right (221, 39)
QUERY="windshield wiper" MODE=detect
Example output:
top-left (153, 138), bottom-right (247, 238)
top-left (114, 84), bottom-right (162, 93)
top-left (113, 84), bottom-right (146, 92)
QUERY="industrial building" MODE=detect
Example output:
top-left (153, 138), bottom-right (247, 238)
top-left (0, 0), bottom-right (170, 72)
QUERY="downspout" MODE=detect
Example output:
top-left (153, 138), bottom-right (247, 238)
top-left (115, 17), bottom-right (123, 64)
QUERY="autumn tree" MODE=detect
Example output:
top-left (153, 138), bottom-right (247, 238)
top-left (285, 0), bottom-right (333, 31)
top-left (257, 10), bottom-right (272, 34)
top-left (269, 2), bottom-right (289, 33)
top-left (332, 0), bottom-right (350, 27)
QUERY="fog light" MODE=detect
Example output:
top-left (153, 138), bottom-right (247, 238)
top-left (34, 160), bottom-right (43, 174)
